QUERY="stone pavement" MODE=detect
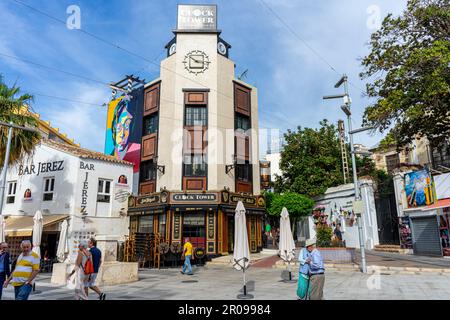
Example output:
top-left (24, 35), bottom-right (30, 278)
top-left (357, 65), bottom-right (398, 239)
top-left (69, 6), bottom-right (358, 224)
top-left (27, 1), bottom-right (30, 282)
top-left (2, 264), bottom-right (450, 300)
top-left (357, 250), bottom-right (450, 269)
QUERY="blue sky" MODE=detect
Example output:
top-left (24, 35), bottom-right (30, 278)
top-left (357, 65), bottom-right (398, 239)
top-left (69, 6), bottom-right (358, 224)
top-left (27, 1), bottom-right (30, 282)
top-left (0, 0), bottom-right (407, 156)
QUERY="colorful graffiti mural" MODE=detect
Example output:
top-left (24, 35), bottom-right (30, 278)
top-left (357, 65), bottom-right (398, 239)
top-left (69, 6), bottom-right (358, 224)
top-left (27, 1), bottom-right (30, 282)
top-left (105, 88), bottom-right (143, 193)
top-left (404, 169), bottom-right (436, 208)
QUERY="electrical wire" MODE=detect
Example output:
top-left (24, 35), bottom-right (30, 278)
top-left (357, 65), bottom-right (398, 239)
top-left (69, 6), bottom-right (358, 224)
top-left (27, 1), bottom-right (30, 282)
top-left (258, 0), bottom-right (368, 97)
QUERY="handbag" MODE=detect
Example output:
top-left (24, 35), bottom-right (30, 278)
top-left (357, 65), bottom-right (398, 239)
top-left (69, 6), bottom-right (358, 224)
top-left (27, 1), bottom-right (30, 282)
top-left (81, 254), bottom-right (95, 275)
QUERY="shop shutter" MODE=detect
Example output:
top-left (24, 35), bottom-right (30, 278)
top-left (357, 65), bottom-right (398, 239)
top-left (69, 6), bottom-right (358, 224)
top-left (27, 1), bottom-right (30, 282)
top-left (411, 216), bottom-right (441, 256)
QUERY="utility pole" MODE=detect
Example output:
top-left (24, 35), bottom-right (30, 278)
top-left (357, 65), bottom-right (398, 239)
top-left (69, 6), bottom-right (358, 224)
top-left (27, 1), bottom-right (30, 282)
top-left (323, 75), bottom-right (371, 274)
top-left (0, 121), bottom-right (38, 219)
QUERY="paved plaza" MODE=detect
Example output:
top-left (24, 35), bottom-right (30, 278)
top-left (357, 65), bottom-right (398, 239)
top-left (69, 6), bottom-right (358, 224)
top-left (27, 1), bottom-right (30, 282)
top-left (2, 262), bottom-right (450, 300)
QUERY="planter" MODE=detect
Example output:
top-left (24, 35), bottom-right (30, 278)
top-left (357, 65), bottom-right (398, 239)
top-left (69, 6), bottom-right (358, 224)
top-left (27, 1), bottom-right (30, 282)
top-left (316, 247), bottom-right (356, 264)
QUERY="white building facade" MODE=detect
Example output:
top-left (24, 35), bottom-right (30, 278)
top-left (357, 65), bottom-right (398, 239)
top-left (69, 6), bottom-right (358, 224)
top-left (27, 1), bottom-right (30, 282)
top-left (1, 139), bottom-right (133, 263)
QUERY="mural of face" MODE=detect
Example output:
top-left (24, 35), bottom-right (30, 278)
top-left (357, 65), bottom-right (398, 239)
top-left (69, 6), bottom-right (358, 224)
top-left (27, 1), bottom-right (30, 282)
top-left (112, 99), bottom-right (133, 158)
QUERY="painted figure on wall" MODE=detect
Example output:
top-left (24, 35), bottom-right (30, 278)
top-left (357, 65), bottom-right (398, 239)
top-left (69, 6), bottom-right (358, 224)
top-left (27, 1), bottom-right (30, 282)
top-left (104, 88), bottom-right (144, 195)
top-left (118, 175), bottom-right (128, 184)
top-left (24, 188), bottom-right (32, 198)
top-left (404, 169), bottom-right (435, 208)
top-left (112, 97), bottom-right (133, 159)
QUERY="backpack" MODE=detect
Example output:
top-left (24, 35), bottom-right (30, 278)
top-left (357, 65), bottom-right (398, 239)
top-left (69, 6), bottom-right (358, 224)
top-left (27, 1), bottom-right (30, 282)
top-left (82, 254), bottom-right (95, 275)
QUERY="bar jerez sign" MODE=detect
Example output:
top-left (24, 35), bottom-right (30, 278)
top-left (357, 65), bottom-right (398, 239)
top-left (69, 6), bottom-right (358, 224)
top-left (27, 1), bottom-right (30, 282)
top-left (177, 5), bottom-right (217, 31)
top-left (18, 161), bottom-right (64, 176)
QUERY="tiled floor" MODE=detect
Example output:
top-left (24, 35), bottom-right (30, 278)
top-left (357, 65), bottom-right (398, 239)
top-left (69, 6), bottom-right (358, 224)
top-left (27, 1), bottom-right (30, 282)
top-left (2, 264), bottom-right (450, 300)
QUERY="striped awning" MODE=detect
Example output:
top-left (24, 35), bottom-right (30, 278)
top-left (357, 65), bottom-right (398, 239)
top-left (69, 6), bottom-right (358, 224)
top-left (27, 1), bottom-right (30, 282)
top-left (5, 214), bottom-right (69, 237)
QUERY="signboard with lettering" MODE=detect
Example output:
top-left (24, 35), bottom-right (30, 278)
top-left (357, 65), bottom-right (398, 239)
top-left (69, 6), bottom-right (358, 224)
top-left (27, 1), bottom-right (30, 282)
top-left (177, 5), bottom-right (217, 31)
top-left (173, 212), bottom-right (181, 241)
top-left (229, 194), bottom-right (257, 206)
top-left (171, 192), bottom-right (219, 203)
top-left (136, 195), bottom-right (160, 206)
top-left (19, 161), bottom-right (64, 176)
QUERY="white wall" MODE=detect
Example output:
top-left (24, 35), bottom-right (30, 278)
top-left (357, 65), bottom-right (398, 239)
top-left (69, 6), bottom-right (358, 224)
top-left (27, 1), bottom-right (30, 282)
top-left (265, 152), bottom-right (281, 182)
top-left (314, 180), bottom-right (379, 249)
top-left (1, 142), bottom-right (133, 263)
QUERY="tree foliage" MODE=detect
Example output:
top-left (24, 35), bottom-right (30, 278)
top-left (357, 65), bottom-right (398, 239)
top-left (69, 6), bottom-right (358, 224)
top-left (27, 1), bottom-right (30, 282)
top-left (0, 75), bottom-right (41, 166)
top-left (360, 0), bottom-right (450, 148)
top-left (266, 192), bottom-right (314, 218)
top-left (274, 120), bottom-right (345, 198)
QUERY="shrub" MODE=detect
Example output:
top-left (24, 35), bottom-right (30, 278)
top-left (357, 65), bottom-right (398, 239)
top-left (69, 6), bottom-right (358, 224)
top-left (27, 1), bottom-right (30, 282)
top-left (316, 224), bottom-right (333, 247)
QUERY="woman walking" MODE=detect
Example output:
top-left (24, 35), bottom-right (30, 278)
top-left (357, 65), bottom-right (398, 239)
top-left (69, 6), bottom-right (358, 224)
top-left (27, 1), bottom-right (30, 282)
top-left (296, 239), bottom-right (314, 300)
top-left (67, 240), bottom-right (92, 300)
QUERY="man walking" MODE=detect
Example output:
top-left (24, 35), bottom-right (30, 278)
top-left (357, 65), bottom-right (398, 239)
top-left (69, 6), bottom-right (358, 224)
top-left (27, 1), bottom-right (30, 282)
top-left (86, 237), bottom-right (105, 300)
top-left (180, 237), bottom-right (193, 275)
top-left (0, 242), bottom-right (11, 299)
top-left (308, 239), bottom-right (325, 300)
top-left (3, 240), bottom-right (40, 300)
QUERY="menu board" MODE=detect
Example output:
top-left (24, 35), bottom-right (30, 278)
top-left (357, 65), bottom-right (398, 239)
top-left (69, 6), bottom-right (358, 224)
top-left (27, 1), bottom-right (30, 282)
top-left (69, 230), bottom-right (96, 263)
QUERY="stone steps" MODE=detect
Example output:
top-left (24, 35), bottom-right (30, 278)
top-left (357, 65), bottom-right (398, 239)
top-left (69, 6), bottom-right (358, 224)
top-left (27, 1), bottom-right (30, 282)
top-left (374, 244), bottom-right (409, 254)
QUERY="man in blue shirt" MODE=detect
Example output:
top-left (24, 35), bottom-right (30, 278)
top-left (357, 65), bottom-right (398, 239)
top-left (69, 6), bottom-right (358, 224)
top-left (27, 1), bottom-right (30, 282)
top-left (308, 239), bottom-right (325, 300)
top-left (86, 238), bottom-right (105, 300)
top-left (0, 242), bottom-right (11, 299)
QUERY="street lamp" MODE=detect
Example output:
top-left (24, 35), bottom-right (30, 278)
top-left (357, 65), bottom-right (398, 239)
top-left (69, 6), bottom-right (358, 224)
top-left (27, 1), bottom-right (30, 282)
top-left (323, 75), bottom-right (368, 274)
top-left (0, 121), bottom-right (39, 220)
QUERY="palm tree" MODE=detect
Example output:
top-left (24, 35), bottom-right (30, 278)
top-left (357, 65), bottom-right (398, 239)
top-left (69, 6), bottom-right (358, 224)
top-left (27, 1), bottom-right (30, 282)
top-left (0, 75), bottom-right (41, 167)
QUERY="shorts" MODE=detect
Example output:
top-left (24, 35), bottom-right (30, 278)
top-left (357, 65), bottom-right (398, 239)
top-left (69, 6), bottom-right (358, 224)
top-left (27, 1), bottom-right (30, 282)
top-left (84, 273), bottom-right (98, 287)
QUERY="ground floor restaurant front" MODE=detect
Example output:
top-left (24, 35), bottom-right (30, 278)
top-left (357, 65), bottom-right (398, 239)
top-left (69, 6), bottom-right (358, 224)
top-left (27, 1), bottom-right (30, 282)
top-left (124, 189), bottom-right (266, 266)
top-left (402, 198), bottom-right (450, 256)
top-left (3, 214), bottom-right (69, 271)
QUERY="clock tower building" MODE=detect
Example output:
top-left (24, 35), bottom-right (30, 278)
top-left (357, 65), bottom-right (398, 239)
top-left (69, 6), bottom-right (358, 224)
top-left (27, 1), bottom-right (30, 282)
top-left (121, 4), bottom-right (265, 260)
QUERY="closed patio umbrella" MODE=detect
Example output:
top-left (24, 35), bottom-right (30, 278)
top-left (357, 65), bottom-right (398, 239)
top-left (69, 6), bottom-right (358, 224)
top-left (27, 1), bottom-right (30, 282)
top-left (279, 207), bottom-right (296, 281)
top-left (56, 219), bottom-right (69, 262)
top-left (233, 201), bottom-right (251, 297)
top-left (0, 215), bottom-right (5, 243)
top-left (32, 210), bottom-right (43, 257)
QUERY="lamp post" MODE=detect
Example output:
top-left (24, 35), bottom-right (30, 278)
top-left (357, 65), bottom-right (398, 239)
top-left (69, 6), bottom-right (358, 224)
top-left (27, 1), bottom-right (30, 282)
top-left (0, 121), bottom-right (38, 219)
top-left (323, 75), bottom-right (373, 274)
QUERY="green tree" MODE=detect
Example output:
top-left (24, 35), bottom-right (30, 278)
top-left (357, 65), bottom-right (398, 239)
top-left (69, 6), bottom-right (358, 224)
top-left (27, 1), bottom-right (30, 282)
top-left (0, 75), bottom-right (41, 166)
top-left (266, 192), bottom-right (314, 238)
top-left (360, 0), bottom-right (450, 148)
top-left (274, 120), bottom-right (345, 198)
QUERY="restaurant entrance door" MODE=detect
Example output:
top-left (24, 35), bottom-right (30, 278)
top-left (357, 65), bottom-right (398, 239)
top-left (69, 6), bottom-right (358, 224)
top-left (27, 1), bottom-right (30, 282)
top-left (182, 211), bottom-right (206, 250)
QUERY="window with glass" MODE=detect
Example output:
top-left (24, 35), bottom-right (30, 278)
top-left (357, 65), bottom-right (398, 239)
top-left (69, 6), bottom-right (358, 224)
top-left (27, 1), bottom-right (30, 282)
top-left (185, 106), bottom-right (207, 126)
top-left (6, 181), bottom-right (17, 204)
top-left (235, 114), bottom-right (250, 131)
top-left (183, 154), bottom-right (207, 176)
top-left (43, 177), bottom-right (55, 201)
top-left (144, 114), bottom-right (158, 135)
top-left (385, 154), bottom-right (400, 174)
top-left (97, 179), bottom-right (111, 203)
top-left (432, 140), bottom-right (450, 170)
top-left (236, 162), bottom-right (252, 182)
top-left (158, 213), bottom-right (166, 238)
top-left (139, 215), bottom-right (154, 234)
top-left (182, 212), bottom-right (206, 248)
top-left (140, 161), bottom-right (157, 181)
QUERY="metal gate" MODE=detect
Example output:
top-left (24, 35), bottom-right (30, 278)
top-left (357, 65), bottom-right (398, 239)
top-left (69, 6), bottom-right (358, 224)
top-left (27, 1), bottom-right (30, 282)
top-left (411, 216), bottom-right (442, 256)
top-left (375, 193), bottom-right (400, 244)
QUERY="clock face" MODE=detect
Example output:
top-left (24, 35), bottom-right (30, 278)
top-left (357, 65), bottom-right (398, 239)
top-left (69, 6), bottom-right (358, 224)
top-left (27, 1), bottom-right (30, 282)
top-left (169, 43), bottom-right (176, 56)
top-left (183, 50), bottom-right (210, 75)
top-left (217, 42), bottom-right (227, 56)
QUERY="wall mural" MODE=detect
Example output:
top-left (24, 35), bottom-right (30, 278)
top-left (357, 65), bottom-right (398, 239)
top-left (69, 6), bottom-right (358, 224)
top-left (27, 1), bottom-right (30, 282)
top-left (404, 169), bottom-right (436, 208)
top-left (104, 88), bottom-right (144, 194)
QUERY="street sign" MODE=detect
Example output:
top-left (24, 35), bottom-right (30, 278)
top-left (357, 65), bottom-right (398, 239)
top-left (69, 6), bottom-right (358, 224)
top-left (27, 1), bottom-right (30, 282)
top-left (353, 200), bottom-right (363, 215)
